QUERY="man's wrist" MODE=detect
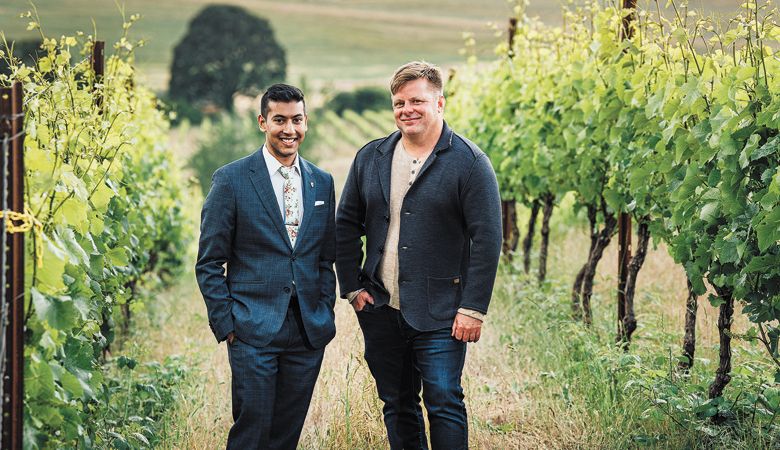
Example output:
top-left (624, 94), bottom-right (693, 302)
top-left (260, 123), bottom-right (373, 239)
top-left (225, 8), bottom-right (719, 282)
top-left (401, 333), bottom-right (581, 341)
top-left (457, 308), bottom-right (485, 322)
top-left (346, 288), bottom-right (365, 303)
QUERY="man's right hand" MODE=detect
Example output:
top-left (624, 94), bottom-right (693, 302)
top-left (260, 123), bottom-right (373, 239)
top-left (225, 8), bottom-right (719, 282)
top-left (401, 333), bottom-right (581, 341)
top-left (351, 290), bottom-right (375, 312)
top-left (226, 332), bottom-right (236, 345)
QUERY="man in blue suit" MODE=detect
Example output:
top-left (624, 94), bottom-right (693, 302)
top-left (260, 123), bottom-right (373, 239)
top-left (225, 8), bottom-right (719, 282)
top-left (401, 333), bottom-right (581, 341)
top-left (196, 84), bottom-right (336, 450)
top-left (336, 62), bottom-right (503, 449)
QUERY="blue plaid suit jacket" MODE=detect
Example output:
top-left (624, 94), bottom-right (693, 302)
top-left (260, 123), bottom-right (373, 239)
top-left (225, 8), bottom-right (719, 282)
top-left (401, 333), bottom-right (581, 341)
top-left (196, 148), bottom-right (337, 349)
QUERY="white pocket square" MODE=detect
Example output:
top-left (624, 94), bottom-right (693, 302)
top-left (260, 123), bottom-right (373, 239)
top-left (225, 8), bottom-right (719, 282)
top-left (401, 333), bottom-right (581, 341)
top-left (314, 200), bottom-right (325, 206)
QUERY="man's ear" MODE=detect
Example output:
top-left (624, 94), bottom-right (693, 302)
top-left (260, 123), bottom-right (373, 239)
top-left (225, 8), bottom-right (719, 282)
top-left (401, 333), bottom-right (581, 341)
top-left (438, 95), bottom-right (446, 113)
top-left (257, 114), bottom-right (267, 132)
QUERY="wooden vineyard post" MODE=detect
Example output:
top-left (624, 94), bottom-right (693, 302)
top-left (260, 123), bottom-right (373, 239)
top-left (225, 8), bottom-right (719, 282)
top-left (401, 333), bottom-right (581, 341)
top-left (617, 212), bottom-right (632, 341)
top-left (91, 40), bottom-right (105, 111)
top-left (507, 17), bottom-right (517, 58)
top-left (501, 18), bottom-right (520, 258)
top-left (1, 81), bottom-right (25, 450)
top-left (616, 0), bottom-right (636, 344)
top-left (501, 200), bottom-right (519, 257)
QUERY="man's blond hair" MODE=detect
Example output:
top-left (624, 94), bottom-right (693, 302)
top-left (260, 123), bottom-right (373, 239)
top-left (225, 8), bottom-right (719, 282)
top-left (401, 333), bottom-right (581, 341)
top-left (390, 61), bottom-right (443, 95)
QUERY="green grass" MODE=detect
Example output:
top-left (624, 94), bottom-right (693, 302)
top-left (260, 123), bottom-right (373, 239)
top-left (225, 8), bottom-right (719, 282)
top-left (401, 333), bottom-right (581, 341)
top-left (0, 0), bottom-right (742, 92)
top-left (486, 260), bottom-right (780, 449)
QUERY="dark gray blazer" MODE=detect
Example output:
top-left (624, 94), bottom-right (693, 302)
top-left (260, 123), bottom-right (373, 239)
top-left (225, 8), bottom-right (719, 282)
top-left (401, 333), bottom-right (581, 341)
top-left (336, 121), bottom-right (502, 331)
top-left (196, 149), bottom-right (337, 349)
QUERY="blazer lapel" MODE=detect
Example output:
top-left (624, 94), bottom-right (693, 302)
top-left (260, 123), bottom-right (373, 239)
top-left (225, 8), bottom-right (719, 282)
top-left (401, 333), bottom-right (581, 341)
top-left (296, 158), bottom-right (316, 245)
top-left (248, 150), bottom-right (292, 250)
top-left (412, 121), bottom-right (454, 185)
top-left (376, 131), bottom-right (401, 205)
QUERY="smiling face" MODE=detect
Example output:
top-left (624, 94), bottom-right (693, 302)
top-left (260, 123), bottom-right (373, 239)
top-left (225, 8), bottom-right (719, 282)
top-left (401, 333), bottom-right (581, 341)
top-left (391, 78), bottom-right (445, 140)
top-left (258, 100), bottom-right (307, 166)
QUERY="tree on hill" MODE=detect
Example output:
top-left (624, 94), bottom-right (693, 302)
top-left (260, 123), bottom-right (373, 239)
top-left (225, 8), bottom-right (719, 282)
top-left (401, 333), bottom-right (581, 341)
top-left (168, 4), bottom-right (286, 111)
top-left (326, 86), bottom-right (388, 116)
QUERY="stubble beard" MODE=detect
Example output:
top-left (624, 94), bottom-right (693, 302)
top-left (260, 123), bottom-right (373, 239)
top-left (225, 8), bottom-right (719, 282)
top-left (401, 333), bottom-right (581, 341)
top-left (269, 141), bottom-right (298, 162)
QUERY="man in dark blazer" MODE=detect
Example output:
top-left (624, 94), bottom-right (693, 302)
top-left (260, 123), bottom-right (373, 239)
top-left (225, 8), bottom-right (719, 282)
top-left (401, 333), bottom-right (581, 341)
top-left (196, 84), bottom-right (336, 450)
top-left (336, 61), bottom-right (502, 449)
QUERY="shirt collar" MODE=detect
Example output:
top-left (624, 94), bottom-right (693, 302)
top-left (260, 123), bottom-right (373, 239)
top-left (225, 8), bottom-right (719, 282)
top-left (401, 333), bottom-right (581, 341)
top-left (262, 145), bottom-right (301, 178)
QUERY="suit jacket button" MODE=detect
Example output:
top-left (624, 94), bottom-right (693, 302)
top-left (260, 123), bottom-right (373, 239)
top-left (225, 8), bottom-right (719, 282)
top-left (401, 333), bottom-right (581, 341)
top-left (379, 246), bottom-right (384, 253)
top-left (291, 255), bottom-right (297, 261)
top-left (283, 287), bottom-right (291, 293)
top-left (384, 215), bottom-right (390, 222)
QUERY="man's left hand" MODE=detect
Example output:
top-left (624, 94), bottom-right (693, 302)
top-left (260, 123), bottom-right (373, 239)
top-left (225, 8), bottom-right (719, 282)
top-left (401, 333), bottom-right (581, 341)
top-left (451, 313), bottom-right (483, 343)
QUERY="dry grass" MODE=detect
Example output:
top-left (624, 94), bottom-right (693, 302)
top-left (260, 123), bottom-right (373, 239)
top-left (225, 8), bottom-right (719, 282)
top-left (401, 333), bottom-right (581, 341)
top-left (150, 270), bottom-right (587, 449)
top-left (145, 276), bottom-right (232, 449)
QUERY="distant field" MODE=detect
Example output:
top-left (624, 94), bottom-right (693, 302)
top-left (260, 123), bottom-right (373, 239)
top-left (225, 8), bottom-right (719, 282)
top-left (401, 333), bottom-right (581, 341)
top-left (0, 0), bottom-right (742, 92)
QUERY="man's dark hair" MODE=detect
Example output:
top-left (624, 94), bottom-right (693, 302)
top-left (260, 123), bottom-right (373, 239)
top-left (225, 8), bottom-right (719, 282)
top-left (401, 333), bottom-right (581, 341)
top-left (260, 83), bottom-right (306, 117)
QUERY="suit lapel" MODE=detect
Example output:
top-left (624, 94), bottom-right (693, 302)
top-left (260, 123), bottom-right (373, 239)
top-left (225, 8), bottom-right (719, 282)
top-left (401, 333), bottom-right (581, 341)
top-left (248, 150), bottom-right (293, 250)
top-left (414, 153), bottom-right (438, 184)
top-left (376, 131), bottom-right (401, 205)
top-left (296, 158), bottom-right (316, 245)
top-left (407, 121), bottom-right (454, 191)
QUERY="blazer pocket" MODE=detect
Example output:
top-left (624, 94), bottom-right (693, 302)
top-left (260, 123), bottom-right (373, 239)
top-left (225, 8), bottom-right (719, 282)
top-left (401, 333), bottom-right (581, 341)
top-left (229, 280), bottom-right (267, 285)
top-left (227, 280), bottom-right (267, 298)
top-left (426, 275), bottom-right (462, 321)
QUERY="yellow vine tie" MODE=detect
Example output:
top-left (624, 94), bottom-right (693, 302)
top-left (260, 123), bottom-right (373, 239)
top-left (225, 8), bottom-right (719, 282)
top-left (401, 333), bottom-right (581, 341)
top-left (0, 206), bottom-right (44, 267)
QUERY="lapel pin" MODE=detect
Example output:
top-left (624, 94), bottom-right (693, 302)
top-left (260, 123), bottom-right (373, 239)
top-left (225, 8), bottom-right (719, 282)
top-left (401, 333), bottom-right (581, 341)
top-left (310, 181), bottom-right (315, 188)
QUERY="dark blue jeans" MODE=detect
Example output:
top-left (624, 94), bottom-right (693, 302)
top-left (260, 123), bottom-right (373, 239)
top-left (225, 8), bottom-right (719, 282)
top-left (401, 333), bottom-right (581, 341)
top-left (356, 305), bottom-right (468, 450)
top-left (226, 298), bottom-right (324, 450)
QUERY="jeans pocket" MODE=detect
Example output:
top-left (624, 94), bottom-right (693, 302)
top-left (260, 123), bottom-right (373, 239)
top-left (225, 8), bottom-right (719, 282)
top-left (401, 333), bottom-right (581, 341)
top-left (426, 275), bottom-right (462, 321)
top-left (357, 302), bottom-right (375, 313)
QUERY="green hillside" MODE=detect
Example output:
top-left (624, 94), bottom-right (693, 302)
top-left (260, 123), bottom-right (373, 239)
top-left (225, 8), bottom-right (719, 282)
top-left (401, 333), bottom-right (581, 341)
top-left (0, 0), bottom-right (741, 91)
